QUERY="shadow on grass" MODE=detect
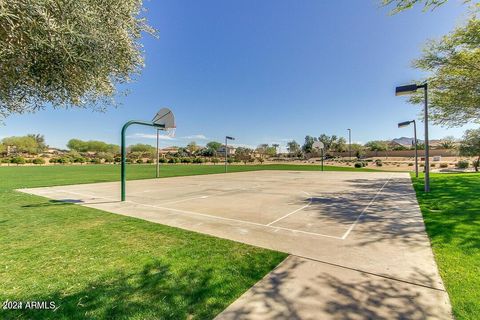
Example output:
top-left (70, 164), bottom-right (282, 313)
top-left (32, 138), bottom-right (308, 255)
top-left (4, 259), bottom-right (231, 320)
top-left (22, 200), bottom-right (81, 208)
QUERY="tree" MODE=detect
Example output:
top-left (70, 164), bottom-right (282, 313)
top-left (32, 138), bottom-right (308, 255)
top-left (272, 144), bottom-right (280, 155)
top-left (186, 141), bottom-right (199, 155)
top-left (440, 136), bottom-right (457, 149)
top-left (302, 136), bottom-right (316, 154)
top-left (2, 135), bottom-right (39, 154)
top-left (27, 134), bottom-right (47, 152)
top-left (286, 140), bottom-right (301, 156)
top-left (407, 16), bottom-right (480, 127)
top-left (206, 141), bottom-right (222, 152)
top-left (256, 144), bottom-right (269, 159)
top-left (459, 128), bottom-right (480, 171)
top-left (365, 140), bottom-right (389, 151)
top-left (235, 147), bottom-right (254, 165)
top-left (0, 1), bottom-right (155, 118)
top-left (382, 0), bottom-right (451, 14)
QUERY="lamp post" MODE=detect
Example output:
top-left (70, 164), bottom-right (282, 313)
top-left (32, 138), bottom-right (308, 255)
top-left (225, 136), bottom-right (235, 173)
top-left (398, 120), bottom-right (418, 178)
top-left (395, 83), bottom-right (429, 192)
top-left (347, 129), bottom-right (352, 160)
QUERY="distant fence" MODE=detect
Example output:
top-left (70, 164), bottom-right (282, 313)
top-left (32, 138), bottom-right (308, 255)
top-left (331, 149), bottom-right (458, 158)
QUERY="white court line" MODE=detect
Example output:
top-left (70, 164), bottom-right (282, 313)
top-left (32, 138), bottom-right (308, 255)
top-left (44, 189), bottom-right (343, 240)
top-left (341, 178), bottom-right (391, 240)
top-left (266, 191), bottom-right (312, 226)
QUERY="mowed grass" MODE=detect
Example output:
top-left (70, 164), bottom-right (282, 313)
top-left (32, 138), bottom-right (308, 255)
top-left (0, 163), bottom-right (377, 190)
top-left (412, 173), bottom-right (480, 320)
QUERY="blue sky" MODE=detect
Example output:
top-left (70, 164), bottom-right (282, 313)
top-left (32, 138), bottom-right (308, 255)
top-left (0, 0), bottom-right (476, 151)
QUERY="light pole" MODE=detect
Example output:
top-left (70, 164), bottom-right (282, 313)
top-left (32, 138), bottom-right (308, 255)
top-left (398, 120), bottom-right (418, 178)
top-left (225, 136), bottom-right (235, 173)
top-left (396, 83), bottom-right (429, 192)
top-left (347, 129), bottom-right (351, 160)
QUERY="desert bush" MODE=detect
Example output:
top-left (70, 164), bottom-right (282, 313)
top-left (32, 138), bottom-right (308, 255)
top-left (456, 160), bottom-right (469, 169)
top-left (440, 163), bottom-right (448, 168)
top-left (158, 158), bottom-right (167, 163)
top-left (11, 156), bottom-right (26, 164)
top-left (32, 158), bottom-right (45, 165)
top-left (354, 162), bottom-right (363, 168)
top-left (375, 159), bottom-right (383, 167)
top-left (146, 159), bottom-right (154, 164)
top-left (193, 157), bottom-right (204, 164)
top-left (136, 159), bottom-right (143, 164)
top-left (408, 163), bottom-right (414, 166)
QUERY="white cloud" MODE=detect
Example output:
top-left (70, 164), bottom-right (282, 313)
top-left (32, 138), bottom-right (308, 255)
top-left (181, 134), bottom-right (208, 140)
top-left (127, 133), bottom-right (175, 140)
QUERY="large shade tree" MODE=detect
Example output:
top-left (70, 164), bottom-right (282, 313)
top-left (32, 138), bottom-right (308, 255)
top-left (459, 128), bottom-right (480, 171)
top-left (383, 0), bottom-right (479, 126)
top-left (409, 16), bottom-right (480, 126)
top-left (0, 0), bottom-right (154, 118)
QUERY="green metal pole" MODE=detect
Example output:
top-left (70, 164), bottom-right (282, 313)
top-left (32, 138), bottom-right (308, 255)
top-left (121, 120), bottom-right (165, 201)
top-left (321, 149), bottom-right (324, 171)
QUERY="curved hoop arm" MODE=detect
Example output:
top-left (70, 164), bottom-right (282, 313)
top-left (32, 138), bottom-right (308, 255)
top-left (121, 121), bottom-right (165, 201)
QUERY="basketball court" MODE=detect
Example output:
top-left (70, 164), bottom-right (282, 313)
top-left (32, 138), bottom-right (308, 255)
top-left (19, 170), bottom-right (452, 319)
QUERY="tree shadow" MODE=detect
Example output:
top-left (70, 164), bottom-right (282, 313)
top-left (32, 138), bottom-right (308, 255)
top-left (217, 257), bottom-right (447, 320)
top-left (5, 259), bottom-right (231, 320)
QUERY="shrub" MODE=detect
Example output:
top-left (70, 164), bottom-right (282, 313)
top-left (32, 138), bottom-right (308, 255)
top-left (181, 157), bottom-right (192, 163)
top-left (472, 159), bottom-right (479, 169)
top-left (440, 163), bottom-right (448, 168)
top-left (90, 158), bottom-right (102, 164)
top-left (211, 157), bottom-right (220, 164)
top-left (408, 163), bottom-right (414, 166)
top-left (193, 157), bottom-right (204, 164)
top-left (420, 163), bottom-right (425, 167)
top-left (11, 156), bottom-right (26, 164)
top-left (456, 160), bottom-right (469, 169)
top-left (354, 162), bottom-right (363, 168)
top-left (32, 158), bottom-right (45, 165)
top-left (136, 159), bottom-right (143, 164)
top-left (114, 157), bottom-right (121, 163)
top-left (375, 159), bottom-right (383, 167)
top-left (158, 158), bottom-right (167, 163)
top-left (430, 163), bottom-right (436, 168)
top-left (146, 159), bottom-right (154, 164)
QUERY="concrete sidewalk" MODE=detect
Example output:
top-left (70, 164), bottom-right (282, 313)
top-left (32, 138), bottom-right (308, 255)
top-left (215, 255), bottom-right (451, 320)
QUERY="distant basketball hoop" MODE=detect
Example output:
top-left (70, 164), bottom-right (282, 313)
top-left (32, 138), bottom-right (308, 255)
top-left (312, 141), bottom-right (325, 171)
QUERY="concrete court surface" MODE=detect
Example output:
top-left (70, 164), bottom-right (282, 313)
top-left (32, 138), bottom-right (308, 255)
top-left (19, 170), bottom-right (452, 319)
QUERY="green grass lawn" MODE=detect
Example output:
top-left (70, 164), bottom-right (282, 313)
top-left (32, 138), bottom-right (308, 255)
top-left (412, 173), bottom-right (480, 320)
top-left (0, 163), bottom-right (373, 319)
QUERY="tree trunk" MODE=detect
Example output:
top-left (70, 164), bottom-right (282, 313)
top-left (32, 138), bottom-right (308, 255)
top-left (476, 155), bottom-right (480, 172)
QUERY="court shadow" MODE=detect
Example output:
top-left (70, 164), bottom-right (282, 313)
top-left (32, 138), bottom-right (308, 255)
top-left (217, 257), bottom-right (445, 320)
top-left (22, 199), bottom-right (82, 207)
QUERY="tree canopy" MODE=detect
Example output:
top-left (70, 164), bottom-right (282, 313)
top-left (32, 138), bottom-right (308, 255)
top-left (67, 139), bottom-right (119, 153)
top-left (1, 135), bottom-right (47, 154)
top-left (459, 128), bottom-right (480, 171)
top-left (0, 0), bottom-right (155, 118)
top-left (408, 15), bottom-right (480, 126)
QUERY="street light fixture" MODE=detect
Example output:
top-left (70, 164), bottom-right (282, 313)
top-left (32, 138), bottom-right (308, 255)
top-left (398, 120), bottom-right (418, 178)
top-left (225, 136), bottom-right (235, 173)
top-left (395, 83), bottom-right (430, 192)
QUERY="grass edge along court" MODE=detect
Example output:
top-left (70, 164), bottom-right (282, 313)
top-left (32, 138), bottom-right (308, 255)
top-left (411, 173), bottom-right (480, 320)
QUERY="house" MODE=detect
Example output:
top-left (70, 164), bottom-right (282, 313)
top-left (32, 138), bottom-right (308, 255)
top-left (217, 145), bottom-right (236, 156)
top-left (158, 146), bottom-right (179, 155)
